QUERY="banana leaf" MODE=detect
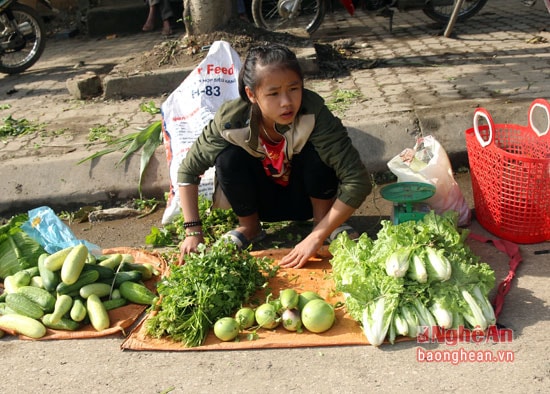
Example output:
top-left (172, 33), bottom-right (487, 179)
top-left (0, 215), bottom-right (45, 279)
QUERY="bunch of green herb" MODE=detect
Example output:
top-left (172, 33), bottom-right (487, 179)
top-left (145, 241), bottom-right (277, 347)
top-left (145, 196), bottom-right (238, 247)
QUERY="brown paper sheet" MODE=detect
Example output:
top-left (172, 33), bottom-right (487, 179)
top-left (121, 248), bottom-right (406, 351)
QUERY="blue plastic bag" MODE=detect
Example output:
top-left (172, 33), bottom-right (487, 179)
top-left (21, 206), bottom-right (101, 255)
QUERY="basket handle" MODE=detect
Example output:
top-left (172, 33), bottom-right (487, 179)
top-left (528, 98), bottom-right (550, 137)
top-left (473, 108), bottom-right (495, 148)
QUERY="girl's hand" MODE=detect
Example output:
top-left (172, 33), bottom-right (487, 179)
top-left (178, 235), bottom-right (204, 265)
top-left (278, 235), bottom-right (323, 269)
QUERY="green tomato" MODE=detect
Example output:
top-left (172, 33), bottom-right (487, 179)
top-left (298, 291), bottom-right (323, 311)
top-left (301, 299), bottom-right (335, 333)
top-left (279, 288), bottom-right (299, 310)
top-left (235, 307), bottom-right (255, 329)
top-left (213, 317), bottom-right (240, 341)
top-left (255, 303), bottom-right (279, 329)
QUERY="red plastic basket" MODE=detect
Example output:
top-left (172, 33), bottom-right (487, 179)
top-left (465, 98), bottom-right (550, 244)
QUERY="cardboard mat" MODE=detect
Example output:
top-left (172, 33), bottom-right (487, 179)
top-left (10, 248), bottom-right (167, 340)
top-left (121, 248), bottom-right (377, 351)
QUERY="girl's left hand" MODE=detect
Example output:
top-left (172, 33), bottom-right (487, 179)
top-left (278, 236), bottom-right (323, 269)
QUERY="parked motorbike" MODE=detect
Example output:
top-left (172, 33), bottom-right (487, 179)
top-left (251, 0), bottom-right (488, 34)
top-left (0, 0), bottom-right (54, 74)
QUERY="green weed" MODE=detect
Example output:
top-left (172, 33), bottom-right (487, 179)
top-left (326, 89), bottom-right (362, 113)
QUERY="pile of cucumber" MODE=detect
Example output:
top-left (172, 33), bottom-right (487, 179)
top-left (0, 244), bottom-right (158, 339)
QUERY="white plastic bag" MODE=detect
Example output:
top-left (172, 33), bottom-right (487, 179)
top-left (161, 41), bottom-right (242, 224)
top-left (387, 135), bottom-right (471, 226)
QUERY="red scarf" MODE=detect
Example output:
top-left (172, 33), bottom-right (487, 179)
top-left (260, 137), bottom-right (290, 186)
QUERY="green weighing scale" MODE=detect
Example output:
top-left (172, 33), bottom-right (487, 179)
top-left (380, 182), bottom-right (436, 224)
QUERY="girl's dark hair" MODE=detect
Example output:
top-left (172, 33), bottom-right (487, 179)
top-left (238, 43), bottom-right (304, 102)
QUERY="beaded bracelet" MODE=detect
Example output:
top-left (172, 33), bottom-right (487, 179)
top-left (183, 220), bottom-right (202, 229)
top-left (186, 230), bottom-right (203, 237)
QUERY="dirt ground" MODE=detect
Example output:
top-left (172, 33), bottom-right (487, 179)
top-left (110, 17), bottom-right (377, 79)
top-left (1, 9), bottom-right (549, 392)
top-left (2, 172), bottom-right (550, 393)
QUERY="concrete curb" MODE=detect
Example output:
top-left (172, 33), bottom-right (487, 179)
top-left (0, 95), bottom-right (537, 217)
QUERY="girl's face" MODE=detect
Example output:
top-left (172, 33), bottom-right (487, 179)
top-left (245, 65), bottom-right (303, 127)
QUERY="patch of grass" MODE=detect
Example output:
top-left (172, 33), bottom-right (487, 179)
top-left (140, 100), bottom-right (161, 115)
top-left (87, 124), bottom-right (115, 142)
top-left (326, 89), bottom-right (362, 113)
top-left (133, 197), bottom-right (162, 211)
top-left (0, 115), bottom-right (45, 138)
top-left (0, 104), bottom-right (11, 110)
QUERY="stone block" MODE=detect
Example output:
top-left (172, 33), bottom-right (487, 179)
top-left (66, 71), bottom-right (102, 99)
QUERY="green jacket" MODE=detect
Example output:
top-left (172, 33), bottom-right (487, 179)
top-left (178, 89), bottom-right (371, 209)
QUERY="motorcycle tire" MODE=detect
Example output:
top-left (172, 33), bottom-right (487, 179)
top-left (423, 0), bottom-right (488, 24)
top-left (0, 3), bottom-right (47, 74)
top-left (252, 0), bottom-right (326, 34)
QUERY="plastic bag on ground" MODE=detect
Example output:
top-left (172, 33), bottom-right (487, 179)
top-left (387, 135), bottom-right (471, 226)
top-left (21, 206), bottom-right (101, 255)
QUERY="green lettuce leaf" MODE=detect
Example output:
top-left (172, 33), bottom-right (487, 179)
top-left (0, 214), bottom-right (45, 278)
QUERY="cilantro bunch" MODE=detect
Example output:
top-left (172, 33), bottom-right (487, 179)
top-left (145, 241), bottom-right (277, 347)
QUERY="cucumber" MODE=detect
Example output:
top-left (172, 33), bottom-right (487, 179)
top-left (107, 270), bottom-right (142, 288)
top-left (50, 294), bottom-right (73, 324)
top-left (0, 314), bottom-right (47, 339)
top-left (38, 253), bottom-right (60, 292)
top-left (111, 289), bottom-right (122, 300)
top-left (98, 253), bottom-right (123, 270)
top-left (16, 286), bottom-right (56, 313)
top-left (22, 267), bottom-right (40, 278)
top-left (56, 270), bottom-right (100, 295)
top-left (5, 293), bottom-right (45, 320)
top-left (42, 314), bottom-right (80, 331)
top-left (120, 262), bottom-right (155, 280)
top-left (82, 264), bottom-right (115, 280)
top-left (118, 281), bottom-right (157, 305)
top-left (43, 246), bottom-right (73, 271)
top-left (87, 294), bottom-right (110, 331)
top-left (60, 244), bottom-right (89, 285)
top-left (3, 270), bottom-right (32, 293)
top-left (103, 298), bottom-right (127, 311)
top-left (0, 302), bottom-right (17, 315)
top-left (79, 283), bottom-right (112, 299)
top-left (69, 298), bottom-right (87, 322)
top-left (86, 252), bottom-right (97, 265)
top-left (30, 276), bottom-right (44, 288)
top-left (121, 253), bottom-right (135, 263)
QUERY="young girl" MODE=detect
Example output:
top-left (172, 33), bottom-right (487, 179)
top-left (177, 43), bottom-right (371, 268)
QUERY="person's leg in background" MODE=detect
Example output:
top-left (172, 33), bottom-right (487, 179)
top-left (143, 0), bottom-right (175, 35)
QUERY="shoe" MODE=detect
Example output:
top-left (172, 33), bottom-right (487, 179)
top-left (220, 229), bottom-right (267, 249)
top-left (326, 223), bottom-right (359, 244)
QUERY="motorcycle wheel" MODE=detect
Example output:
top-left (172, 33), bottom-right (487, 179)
top-left (252, 0), bottom-right (326, 34)
top-left (0, 3), bottom-right (47, 74)
top-left (423, 0), bottom-right (488, 23)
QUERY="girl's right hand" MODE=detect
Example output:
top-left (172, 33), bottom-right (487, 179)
top-left (178, 235), bottom-right (204, 265)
